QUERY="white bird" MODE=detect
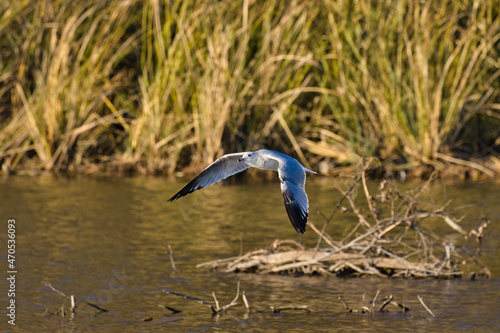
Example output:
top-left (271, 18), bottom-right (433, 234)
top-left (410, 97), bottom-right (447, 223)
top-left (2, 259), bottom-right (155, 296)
top-left (168, 149), bottom-right (317, 233)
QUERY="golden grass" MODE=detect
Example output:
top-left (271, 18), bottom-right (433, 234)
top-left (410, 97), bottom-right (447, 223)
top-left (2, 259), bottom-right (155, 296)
top-left (0, 0), bottom-right (498, 174)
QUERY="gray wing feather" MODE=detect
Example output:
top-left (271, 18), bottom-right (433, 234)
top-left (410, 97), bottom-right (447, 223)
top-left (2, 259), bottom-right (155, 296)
top-left (168, 152), bottom-right (251, 201)
top-left (276, 159), bottom-right (310, 234)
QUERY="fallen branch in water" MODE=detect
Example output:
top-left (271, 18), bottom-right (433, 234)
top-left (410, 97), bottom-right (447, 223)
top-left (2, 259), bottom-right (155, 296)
top-left (162, 242), bottom-right (178, 273)
top-left (86, 302), bottom-right (109, 313)
top-left (45, 284), bottom-right (77, 319)
top-left (163, 282), bottom-right (243, 315)
top-left (158, 304), bottom-right (182, 314)
top-left (338, 292), bottom-right (411, 315)
top-left (417, 295), bottom-right (436, 317)
top-left (378, 295), bottom-right (394, 312)
top-left (270, 305), bottom-right (311, 313)
top-left (198, 163), bottom-right (490, 279)
top-left (242, 291), bottom-right (250, 312)
top-left (163, 290), bottom-right (216, 313)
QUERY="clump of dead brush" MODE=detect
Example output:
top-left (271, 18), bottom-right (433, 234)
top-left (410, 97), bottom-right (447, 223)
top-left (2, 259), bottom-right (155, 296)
top-left (198, 159), bottom-right (491, 278)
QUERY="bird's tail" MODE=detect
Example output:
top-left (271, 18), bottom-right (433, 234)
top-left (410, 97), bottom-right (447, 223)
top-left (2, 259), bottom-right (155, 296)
top-left (303, 166), bottom-right (317, 174)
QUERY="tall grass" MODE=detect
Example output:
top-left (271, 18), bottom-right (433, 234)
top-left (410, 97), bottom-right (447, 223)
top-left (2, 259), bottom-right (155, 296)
top-left (0, 0), bottom-right (140, 171)
top-left (313, 0), bottom-right (500, 166)
top-left (0, 0), bottom-right (498, 174)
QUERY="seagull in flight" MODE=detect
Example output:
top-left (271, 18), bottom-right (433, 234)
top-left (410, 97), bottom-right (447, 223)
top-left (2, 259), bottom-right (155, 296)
top-left (168, 149), bottom-right (316, 233)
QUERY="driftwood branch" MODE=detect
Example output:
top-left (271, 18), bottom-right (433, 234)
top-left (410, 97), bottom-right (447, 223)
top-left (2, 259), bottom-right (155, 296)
top-left (163, 282), bottom-right (242, 315)
top-left (197, 168), bottom-right (490, 279)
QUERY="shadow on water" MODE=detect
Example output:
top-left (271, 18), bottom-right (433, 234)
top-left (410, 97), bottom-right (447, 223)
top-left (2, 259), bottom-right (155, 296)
top-left (0, 175), bottom-right (499, 331)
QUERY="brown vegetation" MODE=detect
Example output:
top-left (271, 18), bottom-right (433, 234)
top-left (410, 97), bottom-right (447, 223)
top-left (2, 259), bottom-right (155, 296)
top-left (1, 1), bottom-right (499, 176)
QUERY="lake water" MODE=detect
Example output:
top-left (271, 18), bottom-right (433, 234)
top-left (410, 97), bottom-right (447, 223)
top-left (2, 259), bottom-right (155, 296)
top-left (0, 175), bottom-right (499, 331)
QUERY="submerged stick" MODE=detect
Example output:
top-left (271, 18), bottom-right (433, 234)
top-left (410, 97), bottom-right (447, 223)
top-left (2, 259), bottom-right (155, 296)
top-left (163, 290), bottom-right (216, 313)
top-left (417, 295), bottom-right (436, 317)
top-left (378, 295), bottom-right (393, 312)
top-left (219, 281), bottom-right (240, 312)
top-left (270, 305), bottom-right (311, 313)
top-left (46, 283), bottom-right (77, 318)
top-left (338, 296), bottom-right (350, 312)
top-left (372, 290), bottom-right (380, 313)
top-left (46, 284), bottom-right (69, 298)
top-left (70, 295), bottom-right (76, 319)
top-left (168, 244), bottom-right (178, 272)
top-left (162, 242), bottom-right (178, 272)
top-left (212, 292), bottom-right (220, 312)
top-left (159, 304), bottom-right (183, 314)
top-left (242, 291), bottom-right (250, 312)
top-left (164, 282), bottom-right (242, 314)
top-left (87, 302), bottom-right (109, 313)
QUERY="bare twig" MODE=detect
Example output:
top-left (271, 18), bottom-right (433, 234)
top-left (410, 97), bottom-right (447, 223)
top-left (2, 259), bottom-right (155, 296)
top-left (46, 284), bottom-right (69, 298)
top-left (163, 290), bottom-right (216, 313)
top-left (378, 295), bottom-right (393, 312)
top-left (164, 283), bottom-right (241, 315)
top-left (168, 244), bottom-right (178, 272)
top-left (270, 305), bottom-right (311, 313)
top-left (46, 283), bottom-right (76, 318)
top-left (372, 290), bottom-right (380, 313)
top-left (159, 304), bottom-right (182, 314)
top-left (87, 302), bottom-right (109, 313)
top-left (361, 158), bottom-right (379, 224)
top-left (162, 242), bottom-right (178, 272)
top-left (309, 222), bottom-right (337, 250)
top-left (338, 296), bottom-right (350, 312)
top-left (417, 295), bottom-right (436, 317)
top-left (219, 281), bottom-right (240, 312)
top-left (212, 292), bottom-right (220, 312)
top-left (70, 295), bottom-right (76, 316)
top-left (313, 177), bottom-right (360, 253)
top-left (242, 291), bottom-right (250, 311)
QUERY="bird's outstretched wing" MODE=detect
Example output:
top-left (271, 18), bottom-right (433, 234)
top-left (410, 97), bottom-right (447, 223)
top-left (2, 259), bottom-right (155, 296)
top-left (276, 159), bottom-right (310, 234)
top-left (168, 152), bottom-right (251, 201)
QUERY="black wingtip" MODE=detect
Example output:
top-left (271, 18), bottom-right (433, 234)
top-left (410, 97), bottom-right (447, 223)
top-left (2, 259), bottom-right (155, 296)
top-left (283, 201), bottom-right (308, 234)
top-left (295, 220), bottom-right (306, 234)
top-left (167, 191), bottom-right (181, 202)
top-left (167, 189), bottom-right (189, 202)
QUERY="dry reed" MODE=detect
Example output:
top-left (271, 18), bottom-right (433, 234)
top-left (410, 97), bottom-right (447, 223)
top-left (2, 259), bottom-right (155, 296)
top-left (0, 0), bottom-right (498, 175)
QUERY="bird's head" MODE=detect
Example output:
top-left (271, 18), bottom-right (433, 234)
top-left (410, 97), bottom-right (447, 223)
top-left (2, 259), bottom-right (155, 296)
top-left (238, 152), bottom-right (258, 166)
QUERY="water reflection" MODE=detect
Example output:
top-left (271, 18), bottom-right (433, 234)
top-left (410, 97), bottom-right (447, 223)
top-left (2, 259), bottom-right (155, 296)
top-left (0, 175), bottom-right (498, 331)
